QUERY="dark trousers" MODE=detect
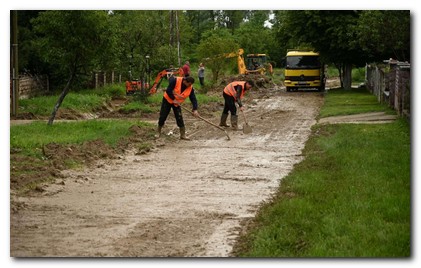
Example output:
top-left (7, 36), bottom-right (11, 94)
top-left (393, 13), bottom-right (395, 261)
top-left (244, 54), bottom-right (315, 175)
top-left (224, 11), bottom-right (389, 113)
top-left (199, 77), bottom-right (204, 86)
top-left (222, 92), bottom-right (237, 116)
top-left (158, 97), bottom-right (184, 128)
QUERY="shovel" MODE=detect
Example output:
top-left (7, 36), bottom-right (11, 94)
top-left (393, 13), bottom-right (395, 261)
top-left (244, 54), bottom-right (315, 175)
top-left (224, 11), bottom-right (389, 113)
top-left (241, 110), bottom-right (252, 134)
top-left (180, 106), bottom-right (231, 140)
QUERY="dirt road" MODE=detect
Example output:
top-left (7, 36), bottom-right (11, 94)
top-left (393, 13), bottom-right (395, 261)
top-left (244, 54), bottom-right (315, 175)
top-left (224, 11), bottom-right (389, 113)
top-left (10, 89), bottom-right (324, 257)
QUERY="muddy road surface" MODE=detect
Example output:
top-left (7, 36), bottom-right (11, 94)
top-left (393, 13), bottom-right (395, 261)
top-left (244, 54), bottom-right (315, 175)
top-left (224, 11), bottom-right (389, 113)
top-left (11, 89), bottom-right (324, 257)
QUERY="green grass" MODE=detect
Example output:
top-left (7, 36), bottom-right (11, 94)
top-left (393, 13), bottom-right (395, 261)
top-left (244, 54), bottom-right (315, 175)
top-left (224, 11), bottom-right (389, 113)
top-left (19, 92), bottom-right (108, 116)
top-left (18, 84), bottom-right (128, 117)
top-left (234, 94), bottom-right (410, 257)
top-left (191, 93), bottom-right (220, 104)
top-left (119, 102), bottom-right (156, 113)
top-left (352, 67), bottom-right (366, 84)
top-left (320, 88), bottom-right (392, 118)
top-left (326, 67), bottom-right (339, 78)
top-left (10, 120), bottom-right (151, 156)
top-left (79, 83), bottom-right (126, 98)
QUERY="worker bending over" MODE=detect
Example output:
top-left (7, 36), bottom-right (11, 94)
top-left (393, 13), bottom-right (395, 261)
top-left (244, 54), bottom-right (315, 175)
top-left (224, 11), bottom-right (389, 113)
top-left (220, 80), bottom-right (254, 130)
top-left (157, 76), bottom-right (199, 140)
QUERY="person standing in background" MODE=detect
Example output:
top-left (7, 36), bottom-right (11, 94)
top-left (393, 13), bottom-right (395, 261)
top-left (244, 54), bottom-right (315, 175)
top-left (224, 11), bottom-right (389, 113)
top-left (182, 61), bottom-right (191, 77)
top-left (198, 63), bottom-right (205, 87)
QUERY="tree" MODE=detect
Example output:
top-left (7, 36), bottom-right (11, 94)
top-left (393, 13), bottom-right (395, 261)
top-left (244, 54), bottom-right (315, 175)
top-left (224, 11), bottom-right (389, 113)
top-left (233, 13), bottom-right (275, 55)
top-left (224, 10), bottom-right (246, 34)
top-left (184, 10), bottom-right (218, 44)
top-left (212, 10), bottom-right (246, 34)
top-left (356, 10), bottom-right (410, 62)
top-left (196, 29), bottom-right (238, 83)
top-left (14, 11), bottom-right (42, 73)
top-left (274, 10), bottom-right (365, 89)
top-left (245, 10), bottom-right (271, 27)
top-left (32, 10), bottom-right (115, 125)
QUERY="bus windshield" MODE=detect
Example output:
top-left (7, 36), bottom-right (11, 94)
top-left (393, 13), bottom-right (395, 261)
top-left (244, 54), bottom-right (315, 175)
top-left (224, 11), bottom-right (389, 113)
top-left (286, 56), bottom-right (320, 69)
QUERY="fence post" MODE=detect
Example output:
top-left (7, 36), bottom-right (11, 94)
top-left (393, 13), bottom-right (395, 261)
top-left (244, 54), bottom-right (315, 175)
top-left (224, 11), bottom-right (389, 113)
top-left (397, 63), bottom-right (410, 117)
top-left (366, 59), bottom-right (410, 118)
top-left (95, 72), bottom-right (98, 89)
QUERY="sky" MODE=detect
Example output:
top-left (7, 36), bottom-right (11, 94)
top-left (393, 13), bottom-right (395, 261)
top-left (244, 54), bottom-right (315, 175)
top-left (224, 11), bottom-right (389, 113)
top-left (2, 1), bottom-right (419, 268)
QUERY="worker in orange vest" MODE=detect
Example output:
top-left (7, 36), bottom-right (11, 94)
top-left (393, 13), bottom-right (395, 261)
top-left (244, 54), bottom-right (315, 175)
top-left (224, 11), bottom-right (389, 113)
top-left (219, 80), bottom-right (254, 130)
top-left (157, 76), bottom-right (199, 140)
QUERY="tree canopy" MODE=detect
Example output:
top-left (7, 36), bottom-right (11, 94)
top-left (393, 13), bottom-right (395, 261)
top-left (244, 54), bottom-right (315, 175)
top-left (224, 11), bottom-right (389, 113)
top-left (15, 9), bottom-right (410, 90)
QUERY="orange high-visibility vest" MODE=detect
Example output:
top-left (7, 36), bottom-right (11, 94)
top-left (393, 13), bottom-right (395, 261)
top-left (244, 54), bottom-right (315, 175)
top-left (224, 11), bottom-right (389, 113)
top-left (164, 77), bottom-right (193, 105)
top-left (223, 81), bottom-right (246, 101)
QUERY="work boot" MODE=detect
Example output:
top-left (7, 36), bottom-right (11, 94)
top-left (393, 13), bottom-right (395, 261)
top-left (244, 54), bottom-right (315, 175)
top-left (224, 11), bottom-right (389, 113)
top-left (219, 113), bottom-right (229, 127)
top-left (179, 127), bottom-right (191, 140)
top-left (231, 115), bottom-right (239, 130)
top-left (155, 125), bottom-right (162, 138)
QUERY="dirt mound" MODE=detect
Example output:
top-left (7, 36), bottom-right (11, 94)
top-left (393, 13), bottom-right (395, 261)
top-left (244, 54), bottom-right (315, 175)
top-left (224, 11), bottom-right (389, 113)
top-left (10, 112), bottom-right (40, 120)
top-left (10, 153), bottom-right (62, 192)
top-left (43, 140), bottom-right (117, 168)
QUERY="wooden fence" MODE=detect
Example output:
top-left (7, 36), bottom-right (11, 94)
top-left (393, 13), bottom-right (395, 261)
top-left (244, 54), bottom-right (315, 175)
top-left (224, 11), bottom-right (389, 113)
top-left (91, 70), bottom-right (123, 88)
top-left (12, 71), bottom-right (125, 100)
top-left (17, 74), bottom-right (49, 99)
top-left (365, 59), bottom-right (410, 117)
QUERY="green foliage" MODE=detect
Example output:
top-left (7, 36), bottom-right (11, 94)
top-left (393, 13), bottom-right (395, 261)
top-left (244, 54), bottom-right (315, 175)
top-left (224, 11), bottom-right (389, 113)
top-left (31, 10), bottom-right (116, 88)
top-left (113, 10), bottom-right (170, 79)
top-left (196, 29), bottom-right (239, 82)
top-left (356, 10), bottom-right (410, 61)
top-left (245, 10), bottom-right (271, 27)
top-left (221, 10), bottom-right (247, 34)
top-left (154, 45), bottom-right (179, 70)
top-left (17, 10), bottom-right (410, 93)
top-left (352, 67), bottom-right (366, 84)
top-left (233, 22), bottom-right (274, 55)
top-left (184, 11), bottom-right (219, 44)
top-left (274, 11), bottom-right (365, 66)
top-left (325, 66), bottom-right (339, 78)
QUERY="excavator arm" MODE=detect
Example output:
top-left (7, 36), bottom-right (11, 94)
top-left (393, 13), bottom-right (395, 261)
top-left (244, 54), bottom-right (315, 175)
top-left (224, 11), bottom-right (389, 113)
top-left (224, 49), bottom-right (247, 75)
top-left (148, 67), bottom-right (184, 94)
top-left (224, 48), bottom-right (265, 75)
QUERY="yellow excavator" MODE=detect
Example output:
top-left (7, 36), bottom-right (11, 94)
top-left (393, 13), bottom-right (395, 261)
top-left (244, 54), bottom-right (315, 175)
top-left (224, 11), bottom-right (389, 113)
top-left (224, 48), bottom-right (273, 75)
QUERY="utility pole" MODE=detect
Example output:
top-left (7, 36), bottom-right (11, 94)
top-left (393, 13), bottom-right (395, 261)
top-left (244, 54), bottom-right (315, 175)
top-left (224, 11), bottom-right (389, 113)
top-left (169, 10), bottom-right (175, 46)
top-left (175, 10), bottom-right (181, 66)
top-left (11, 10), bottom-right (19, 116)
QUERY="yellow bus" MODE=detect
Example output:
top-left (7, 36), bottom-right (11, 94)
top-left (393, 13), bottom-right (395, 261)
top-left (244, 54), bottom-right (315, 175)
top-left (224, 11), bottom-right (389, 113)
top-left (284, 50), bottom-right (325, 92)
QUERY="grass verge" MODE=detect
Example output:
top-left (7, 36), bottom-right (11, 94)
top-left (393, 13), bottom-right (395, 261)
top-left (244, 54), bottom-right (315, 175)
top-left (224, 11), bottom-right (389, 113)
top-left (10, 120), bottom-right (155, 193)
top-left (319, 88), bottom-right (391, 118)
top-left (11, 120), bottom-right (145, 156)
top-left (233, 90), bottom-right (410, 257)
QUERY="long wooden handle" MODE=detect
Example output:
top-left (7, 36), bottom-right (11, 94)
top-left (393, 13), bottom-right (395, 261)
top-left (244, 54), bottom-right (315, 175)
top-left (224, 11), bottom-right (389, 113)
top-left (180, 106), bottom-right (231, 140)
